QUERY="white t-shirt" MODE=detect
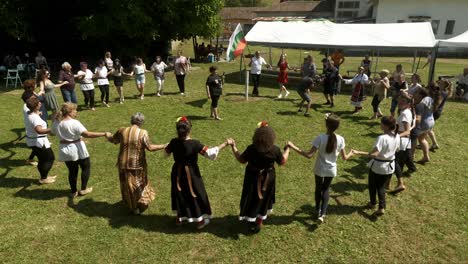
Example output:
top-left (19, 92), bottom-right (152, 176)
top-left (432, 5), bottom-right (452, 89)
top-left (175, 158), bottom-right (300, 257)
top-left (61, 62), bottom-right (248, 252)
top-left (408, 83), bottom-right (422, 95)
top-left (250, 56), bottom-right (267, 74)
top-left (312, 134), bottom-right (345, 177)
top-left (151, 62), bottom-right (168, 79)
top-left (78, 69), bottom-right (94, 91)
top-left (174, 56), bottom-right (187, 75)
top-left (95, 66), bottom-right (109, 85)
top-left (52, 119), bottom-right (90, 161)
top-left (369, 134), bottom-right (400, 175)
top-left (25, 112), bottom-right (51, 148)
top-left (105, 58), bottom-right (113, 69)
top-left (112, 66), bottom-right (123, 77)
top-left (134, 64), bottom-right (146, 75)
top-left (397, 108), bottom-right (412, 150)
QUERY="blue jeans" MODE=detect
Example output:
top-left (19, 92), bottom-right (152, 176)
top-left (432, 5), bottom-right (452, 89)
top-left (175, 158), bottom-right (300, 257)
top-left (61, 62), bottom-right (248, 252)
top-left (61, 88), bottom-right (77, 104)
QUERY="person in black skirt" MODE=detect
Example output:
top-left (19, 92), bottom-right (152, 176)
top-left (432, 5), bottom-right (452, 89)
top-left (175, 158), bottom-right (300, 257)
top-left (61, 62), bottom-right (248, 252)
top-left (164, 116), bottom-right (229, 229)
top-left (206, 66), bottom-right (223, 120)
top-left (227, 121), bottom-right (290, 233)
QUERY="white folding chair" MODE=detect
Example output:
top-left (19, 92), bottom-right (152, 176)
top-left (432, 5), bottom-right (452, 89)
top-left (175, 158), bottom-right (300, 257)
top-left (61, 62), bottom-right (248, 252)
top-left (5, 69), bottom-right (22, 88)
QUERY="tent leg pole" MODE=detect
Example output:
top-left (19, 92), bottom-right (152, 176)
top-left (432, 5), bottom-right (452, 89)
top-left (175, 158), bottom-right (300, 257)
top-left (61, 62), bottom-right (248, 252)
top-left (245, 70), bottom-right (249, 101)
top-left (428, 45), bottom-right (439, 83)
top-left (240, 55), bottom-right (243, 82)
top-left (412, 50), bottom-right (417, 73)
top-left (269, 46), bottom-right (272, 66)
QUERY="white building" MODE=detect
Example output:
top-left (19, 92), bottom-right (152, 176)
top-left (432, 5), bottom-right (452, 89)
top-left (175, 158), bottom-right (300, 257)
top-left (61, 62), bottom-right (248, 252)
top-left (334, 0), bottom-right (374, 23)
top-left (373, 0), bottom-right (468, 39)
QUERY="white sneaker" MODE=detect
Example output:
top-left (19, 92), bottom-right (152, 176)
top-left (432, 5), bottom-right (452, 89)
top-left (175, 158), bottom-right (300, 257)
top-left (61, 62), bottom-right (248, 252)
top-left (285, 91), bottom-right (290, 97)
top-left (140, 95), bottom-right (144, 100)
top-left (119, 100), bottom-right (123, 104)
top-left (317, 215), bottom-right (325, 224)
top-left (39, 176), bottom-right (56, 184)
top-left (277, 94), bottom-right (283, 99)
top-left (180, 93), bottom-right (185, 96)
top-left (197, 218), bottom-right (210, 229)
top-left (105, 103), bottom-right (110, 108)
top-left (157, 93), bottom-right (161, 97)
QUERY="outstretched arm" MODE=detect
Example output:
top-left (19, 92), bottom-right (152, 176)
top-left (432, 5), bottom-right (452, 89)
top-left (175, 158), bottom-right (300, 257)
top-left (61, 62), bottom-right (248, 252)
top-left (340, 147), bottom-right (354, 160)
top-left (352, 147), bottom-right (379, 159)
top-left (227, 138), bottom-right (246, 163)
top-left (287, 141), bottom-right (317, 159)
top-left (82, 131), bottom-right (111, 139)
top-left (148, 143), bottom-right (168, 152)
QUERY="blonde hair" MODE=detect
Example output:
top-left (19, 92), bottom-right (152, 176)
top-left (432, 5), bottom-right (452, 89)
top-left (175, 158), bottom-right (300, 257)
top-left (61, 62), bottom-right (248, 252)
top-left (56, 102), bottom-right (77, 121)
top-left (62, 62), bottom-right (71, 70)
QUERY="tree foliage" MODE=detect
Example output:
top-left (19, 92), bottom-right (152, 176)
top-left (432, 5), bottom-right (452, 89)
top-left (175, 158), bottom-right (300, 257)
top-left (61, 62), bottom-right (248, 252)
top-left (0, 0), bottom-right (223, 57)
top-left (224, 0), bottom-right (271, 7)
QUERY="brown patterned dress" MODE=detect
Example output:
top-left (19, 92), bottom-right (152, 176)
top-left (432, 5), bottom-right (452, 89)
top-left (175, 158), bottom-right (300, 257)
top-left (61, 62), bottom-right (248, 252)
top-left (111, 126), bottom-right (156, 212)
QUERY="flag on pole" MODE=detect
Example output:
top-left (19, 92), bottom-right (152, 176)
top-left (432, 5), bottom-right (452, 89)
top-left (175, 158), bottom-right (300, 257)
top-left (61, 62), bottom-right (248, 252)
top-left (226, 23), bottom-right (247, 62)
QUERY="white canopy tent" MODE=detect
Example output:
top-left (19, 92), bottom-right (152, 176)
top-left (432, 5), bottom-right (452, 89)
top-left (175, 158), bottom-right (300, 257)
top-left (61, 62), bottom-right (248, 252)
top-left (438, 30), bottom-right (468, 48)
top-left (245, 21), bottom-right (437, 50)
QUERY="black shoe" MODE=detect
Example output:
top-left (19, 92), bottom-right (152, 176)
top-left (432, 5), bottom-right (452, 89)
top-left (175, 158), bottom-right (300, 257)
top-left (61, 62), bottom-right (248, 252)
top-left (297, 109), bottom-right (303, 112)
top-left (323, 101), bottom-right (331, 105)
top-left (304, 113), bottom-right (310, 117)
top-left (330, 103), bottom-right (334, 107)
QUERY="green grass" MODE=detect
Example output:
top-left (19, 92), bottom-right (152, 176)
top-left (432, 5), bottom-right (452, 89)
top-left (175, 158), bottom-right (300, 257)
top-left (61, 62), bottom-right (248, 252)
top-left (0, 47), bottom-right (467, 263)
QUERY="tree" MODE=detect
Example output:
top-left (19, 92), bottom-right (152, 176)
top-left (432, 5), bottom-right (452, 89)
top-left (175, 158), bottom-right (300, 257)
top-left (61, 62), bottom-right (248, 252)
top-left (224, 0), bottom-right (271, 7)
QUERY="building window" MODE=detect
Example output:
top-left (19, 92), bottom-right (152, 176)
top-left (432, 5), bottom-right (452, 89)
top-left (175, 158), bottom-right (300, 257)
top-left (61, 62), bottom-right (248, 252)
top-left (397, 20), bottom-right (405, 23)
top-left (338, 1), bottom-right (360, 9)
top-left (337, 11), bottom-right (359, 18)
top-left (445, 20), bottom-right (455, 35)
top-left (431, 20), bottom-right (440, 34)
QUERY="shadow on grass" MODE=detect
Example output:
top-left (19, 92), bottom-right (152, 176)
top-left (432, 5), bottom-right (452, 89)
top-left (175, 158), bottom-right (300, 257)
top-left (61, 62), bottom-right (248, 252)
top-left (343, 158), bottom-right (369, 179)
top-left (15, 186), bottom-right (70, 200)
top-left (185, 115), bottom-right (211, 121)
top-left (185, 98), bottom-right (208, 108)
top-left (276, 111), bottom-right (300, 116)
top-left (0, 128), bottom-right (27, 179)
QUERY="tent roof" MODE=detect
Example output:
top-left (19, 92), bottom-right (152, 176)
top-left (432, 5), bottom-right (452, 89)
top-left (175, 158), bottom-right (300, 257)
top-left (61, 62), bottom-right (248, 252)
top-left (245, 21), bottom-right (436, 50)
top-left (438, 30), bottom-right (468, 48)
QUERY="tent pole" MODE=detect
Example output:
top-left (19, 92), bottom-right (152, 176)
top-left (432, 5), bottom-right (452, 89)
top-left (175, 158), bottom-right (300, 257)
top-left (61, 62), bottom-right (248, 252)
top-left (412, 50), bottom-right (417, 73)
top-left (240, 54), bottom-right (243, 82)
top-left (299, 49), bottom-right (302, 69)
top-left (415, 53), bottom-right (422, 74)
top-left (428, 45), bottom-right (439, 83)
top-left (269, 46), bottom-right (272, 66)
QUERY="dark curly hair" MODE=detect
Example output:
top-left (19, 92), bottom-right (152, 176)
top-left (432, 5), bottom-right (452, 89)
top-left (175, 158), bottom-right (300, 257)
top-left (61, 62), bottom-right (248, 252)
top-left (176, 120), bottom-right (192, 139)
top-left (252, 126), bottom-right (276, 152)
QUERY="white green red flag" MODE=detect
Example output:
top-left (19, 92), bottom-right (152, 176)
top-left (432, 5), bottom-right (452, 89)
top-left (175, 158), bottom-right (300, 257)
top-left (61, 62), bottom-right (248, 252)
top-left (226, 23), bottom-right (247, 62)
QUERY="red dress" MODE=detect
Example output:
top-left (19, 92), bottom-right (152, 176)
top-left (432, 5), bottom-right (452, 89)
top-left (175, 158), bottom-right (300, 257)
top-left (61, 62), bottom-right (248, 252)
top-left (277, 61), bottom-right (288, 84)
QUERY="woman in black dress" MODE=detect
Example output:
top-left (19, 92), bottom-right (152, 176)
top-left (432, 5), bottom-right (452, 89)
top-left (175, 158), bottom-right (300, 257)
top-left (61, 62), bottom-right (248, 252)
top-left (227, 121), bottom-right (290, 233)
top-left (165, 116), bottom-right (228, 229)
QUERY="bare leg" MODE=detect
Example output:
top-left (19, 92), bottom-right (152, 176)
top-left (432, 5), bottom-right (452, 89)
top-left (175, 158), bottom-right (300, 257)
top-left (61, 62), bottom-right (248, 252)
top-left (418, 133), bottom-right (430, 162)
top-left (428, 129), bottom-right (439, 149)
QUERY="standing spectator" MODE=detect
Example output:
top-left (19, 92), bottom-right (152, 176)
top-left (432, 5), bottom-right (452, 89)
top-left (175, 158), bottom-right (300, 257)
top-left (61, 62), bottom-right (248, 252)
top-left (112, 59), bottom-right (128, 104)
top-left (323, 61), bottom-right (339, 107)
top-left (422, 51), bottom-right (432, 69)
top-left (174, 51), bottom-right (189, 95)
top-left (301, 55), bottom-right (316, 78)
top-left (104, 51), bottom-right (113, 70)
top-left (35, 51), bottom-right (48, 70)
top-left (106, 113), bottom-right (167, 214)
top-left (277, 53), bottom-right (290, 99)
top-left (428, 79), bottom-right (451, 151)
top-left (390, 74), bottom-right (408, 117)
top-left (24, 97), bottom-right (56, 184)
top-left (37, 69), bottom-right (68, 116)
top-left (77, 62), bottom-right (96, 111)
top-left (352, 116), bottom-right (400, 216)
top-left (413, 87), bottom-right (435, 164)
top-left (150, 56), bottom-right (168, 97)
top-left (455, 68), bottom-right (468, 100)
top-left (205, 66), bottom-right (223, 120)
top-left (248, 51), bottom-right (270, 97)
top-left (95, 60), bottom-right (112, 107)
top-left (361, 55), bottom-right (372, 78)
top-left (58, 62), bottom-right (78, 104)
top-left (370, 70), bottom-right (390, 119)
top-left (407, 73), bottom-right (422, 97)
top-left (330, 49), bottom-right (345, 71)
top-left (344, 66), bottom-right (370, 113)
top-left (128, 58), bottom-right (150, 100)
top-left (52, 103), bottom-right (111, 197)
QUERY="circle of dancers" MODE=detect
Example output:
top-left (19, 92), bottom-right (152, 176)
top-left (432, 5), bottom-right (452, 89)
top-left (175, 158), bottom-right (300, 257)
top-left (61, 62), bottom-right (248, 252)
top-left (19, 50), bottom-right (452, 234)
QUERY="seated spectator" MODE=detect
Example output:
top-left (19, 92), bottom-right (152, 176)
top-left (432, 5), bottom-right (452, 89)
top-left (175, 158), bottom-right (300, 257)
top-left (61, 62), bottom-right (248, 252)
top-left (455, 68), bottom-right (468, 101)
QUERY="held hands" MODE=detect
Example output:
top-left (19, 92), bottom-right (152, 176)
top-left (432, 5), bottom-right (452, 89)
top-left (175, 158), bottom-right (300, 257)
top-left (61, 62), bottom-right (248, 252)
top-left (227, 138), bottom-right (236, 146)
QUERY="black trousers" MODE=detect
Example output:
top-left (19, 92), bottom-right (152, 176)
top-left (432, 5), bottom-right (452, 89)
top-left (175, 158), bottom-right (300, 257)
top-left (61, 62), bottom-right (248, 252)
top-left (28, 148), bottom-right (36, 160)
top-left (65, 158), bottom-right (91, 193)
top-left (211, 96), bottom-right (220, 108)
top-left (368, 170), bottom-right (391, 209)
top-left (176, 74), bottom-right (185, 93)
top-left (371, 95), bottom-right (382, 113)
top-left (315, 175), bottom-right (333, 216)
top-left (31, 146), bottom-right (55, 179)
top-left (82, 90), bottom-right (95, 108)
top-left (251, 74), bottom-right (261, 95)
top-left (98, 85), bottom-right (110, 104)
top-left (396, 149), bottom-right (416, 174)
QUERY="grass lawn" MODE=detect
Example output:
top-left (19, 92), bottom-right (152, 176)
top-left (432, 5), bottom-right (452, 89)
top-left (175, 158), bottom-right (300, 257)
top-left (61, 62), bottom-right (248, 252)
top-left (0, 49), bottom-right (467, 263)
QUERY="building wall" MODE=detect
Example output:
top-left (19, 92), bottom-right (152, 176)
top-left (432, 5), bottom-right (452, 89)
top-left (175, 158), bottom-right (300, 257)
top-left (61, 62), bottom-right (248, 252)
top-left (376, 0), bottom-right (468, 39)
top-left (334, 0), bottom-right (373, 22)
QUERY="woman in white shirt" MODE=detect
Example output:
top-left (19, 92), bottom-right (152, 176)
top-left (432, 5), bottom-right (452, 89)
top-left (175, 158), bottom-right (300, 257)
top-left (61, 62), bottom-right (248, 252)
top-left (24, 97), bottom-right (56, 184)
top-left (104, 51), bottom-right (113, 70)
top-left (95, 60), bottom-right (113, 107)
top-left (344, 66), bottom-right (370, 114)
top-left (352, 116), bottom-right (400, 216)
top-left (391, 95), bottom-right (417, 193)
top-left (52, 103), bottom-right (111, 197)
top-left (287, 114), bottom-right (353, 223)
top-left (150, 56), bottom-right (168, 97)
top-left (77, 62), bottom-right (96, 111)
top-left (129, 58), bottom-right (150, 100)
